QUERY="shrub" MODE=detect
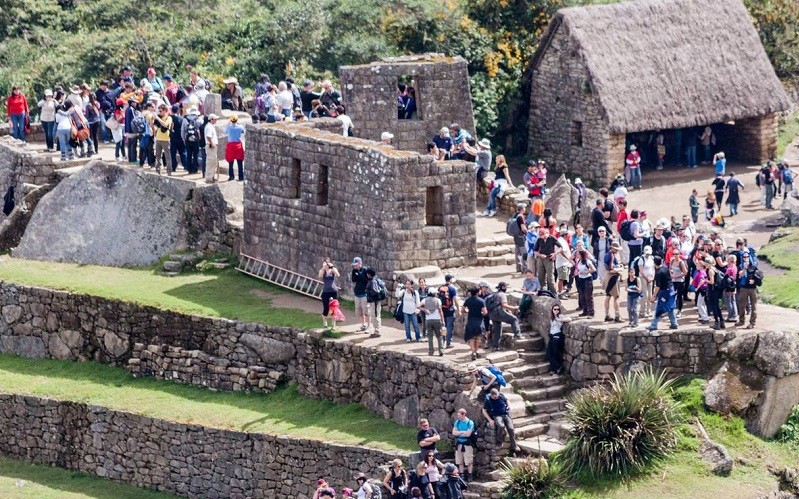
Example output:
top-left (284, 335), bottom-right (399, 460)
top-left (777, 405), bottom-right (799, 444)
top-left (500, 457), bottom-right (565, 499)
top-left (558, 368), bottom-right (683, 479)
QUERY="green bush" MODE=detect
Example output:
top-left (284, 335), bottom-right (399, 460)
top-left (558, 368), bottom-right (684, 479)
top-left (500, 457), bottom-right (565, 499)
top-left (777, 405), bottom-right (799, 444)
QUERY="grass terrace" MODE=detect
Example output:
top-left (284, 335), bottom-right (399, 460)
top-left (0, 354), bottom-right (417, 452)
top-left (759, 228), bottom-right (799, 309)
top-left (0, 257), bottom-right (322, 329)
top-left (0, 457), bottom-right (175, 499)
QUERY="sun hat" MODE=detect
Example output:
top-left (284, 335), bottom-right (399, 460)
top-left (208, 113), bottom-right (219, 120)
top-left (478, 138), bottom-right (491, 149)
top-left (611, 242), bottom-right (622, 249)
top-left (229, 115), bottom-right (239, 123)
top-left (223, 77), bottom-right (238, 85)
top-left (44, 89), bottom-right (53, 96)
top-left (466, 364), bottom-right (477, 372)
top-left (574, 178), bottom-right (583, 185)
top-left (630, 144), bottom-right (637, 150)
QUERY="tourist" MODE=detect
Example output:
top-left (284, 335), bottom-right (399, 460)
top-left (139, 101), bottom-right (156, 167)
top-left (476, 280), bottom-right (492, 337)
top-left (163, 75), bottom-right (184, 105)
top-left (712, 173), bottom-right (726, 208)
top-left (700, 126), bottom-right (715, 164)
top-left (626, 267), bottom-right (642, 328)
top-left (668, 248), bottom-right (688, 317)
top-left (395, 279), bottom-right (422, 342)
top-left (548, 304), bottom-right (571, 374)
top-left (468, 363), bottom-right (500, 395)
top-left (688, 189), bottom-right (700, 223)
top-left (757, 163), bottom-right (775, 209)
top-left (439, 275), bottom-right (460, 348)
top-left (571, 224), bottom-right (590, 251)
top-left (153, 103), bottom-right (173, 175)
top-left (426, 142), bottom-right (440, 160)
top-left (591, 199), bottom-right (612, 238)
top-left (464, 138), bottom-right (493, 185)
top-left (736, 257), bottom-right (761, 329)
top-left (225, 114), bottom-right (246, 181)
top-left (313, 478), bottom-right (334, 499)
top-left (482, 388), bottom-right (518, 457)
top-left (6, 85), bottom-right (29, 142)
top-left (337, 105), bottom-right (353, 136)
top-left (554, 230), bottom-right (572, 298)
top-left (780, 160), bottom-right (794, 199)
top-left (408, 462), bottom-right (433, 499)
top-left (525, 220), bottom-right (540, 273)
top-left (319, 80), bottom-right (341, 109)
top-left (432, 127), bottom-right (452, 160)
top-left (592, 226), bottom-right (611, 283)
top-left (627, 209), bottom-right (645, 264)
top-left (182, 106), bottom-right (202, 174)
top-left (364, 268), bottom-right (384, 338)
top-left (417, 418), bottom-right (441, 463)
top-left (686, 127), bottom-right (699, 168)
top-left (483, 153), bottom-right (509, 217)
top-left (419, 289), bottom-right (444, 356)
top-left (726, 172), bottom-right (744, 216)
top-left (300, 80), bottom-right (320, 118)
top-left (381, 131), bottom-right (394, 147)
top-left (611, 174), bottom-right (628, 203)
top-left (55, 101), bottom-right (76, 161)
top-left (714, 151), bottom-right (727, 176)
top-left (462, 287), bottom-right (487, 360)
top-left (423, 451), bottom-right (445, 497)
top-left (615, 199), bottom-right (629, 263)
top-left (353, 473), bottom-right (374, 499)
top-left (204, 113), bottom-right (219, 183)
top-left (650, 223), bottom-right (667, 258)
top-left (694, 257), bottom-right (711, 324)
top-left (451, 409), bottom-right (475, 483)
top-left (318, 258), bottom-right (340, 330)
top-left (221, 77), bottom-right (245, 111)
top-left (704, 190), bottom-right (716, 221)
top-left (626, 144), bottom-right (642, 189)
top-left (707, 256), bottom-right (726, 330)
top-left (724, 254), bottom-right (739, 322)
top-left (439, 463), bottom-right (468, 498)
top-left (95, 80), bottom-right (114, 144)
top-left (633, 245), bottom-right (656, 318)
top-left (655, 131), bottom-right (666, 170)
top-left (647, 256), bottom-right (679, 331)
top-left (276, 81), bottom-right (294, 117)
top-left (603, 242), bottom-right (623, 323)
top-left (574, 247), bottom-right (596, 318)
top-left (523, 161), bottom-right (544, 200)
top-left (168, 104), bottom-right (186, 172)
top-left (109, 99), bottom-right (126, 162)
top-left (511, 203), bottom-right (528, 272)
top-left (448, 123), bottom-right (471, 160)
top-left (383, 459), bottom-right (408, 499)
top-left (124, 99), bottom-right (141, 164)
top-left (417, 277), bottom-right (431, 332)
top-left (37, 89), bottom-right (57, 151)
top-left (534, 228), bottom-right (561, 294)
top-left (488, 282), bottom-right (521, 350)
top-left (517, 269), bottom-right (541, 319)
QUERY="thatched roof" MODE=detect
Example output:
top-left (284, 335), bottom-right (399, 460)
top-left (532, 0), bottom-right (792, 134)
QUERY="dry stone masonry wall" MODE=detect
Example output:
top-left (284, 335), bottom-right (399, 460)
top-left (242, 120), bottom-right (476, 280)
top-left (0, 394), bottom-right (404, 498)
top-left (340, 54), bottom-right (476, 152)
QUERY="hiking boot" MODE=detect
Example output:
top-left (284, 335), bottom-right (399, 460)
top-left (368, 333), bottom-right (381, 338)
top-left (719, 321), bottom-right (726, 329)
top-left (614, 316), bottom-right (623, 323)
top-left (735, 321), bottom-right (744, 327)
top-left (669, 324), bottom-right (679, 330)
top-left (604, 316), bottom-right (613, 322)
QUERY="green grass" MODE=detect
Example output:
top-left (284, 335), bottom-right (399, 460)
top-left (759, 228), bottom-right (799, 308)
top-left (0, 354), bottom-right (416, 452)
top-left (0, 456), bottom-right (174, 499)
top-left (567, 378), bottom-right (799, 498)
top-left (777, 109), bottom-right (799, 158)
top-left (0, 258), bottom-right (323, 329)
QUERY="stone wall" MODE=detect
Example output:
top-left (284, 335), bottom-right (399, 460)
top-left (0, 393), bottom-right (404, 498)
top-left (242, 120), bottom-right (476, 281)
top-left (723, 114), bottom-right (779, 164)
top-left (340, 54), bottom-right (476, 153)
top-left (528, 25), bottom-right (623, 187)
top-left (0, 136), bottom-right (59, 225)
top-left (0, 121), bottom-right (45, 143)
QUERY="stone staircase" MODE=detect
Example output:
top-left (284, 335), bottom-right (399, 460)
top-left (476, 235), bottom-right (516, 267)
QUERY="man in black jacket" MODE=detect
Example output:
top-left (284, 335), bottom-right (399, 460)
top-left (482, 388), bottom-right (518, 457)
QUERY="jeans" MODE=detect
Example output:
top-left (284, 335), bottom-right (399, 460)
top-left (56, 129), bottom-right (73, 159)
top-left (490, 309), bottom-right (521, 348)
top-left (785, 182), bottom-right (794, 200)
top-left (140, 135), bottom-right (155, 166)
top-left (170, 139), bottom-right (187, 172)
top-left (628, 244), bottom-right (642, 265)
top-left (577, 276), bottom-right (594, 315)
top-left (765, 184), bottom-right (775, 209)
top-left (515, 243), bottom-right (526, 272)
top-left (696, 290), bottom-right (709, 321)
top-left (42, 121), bottom-right (56, 150)
top-left (691, 207), bottom-right (699, 223)
top-left (10, 113), bottom-right (25, 141)
top-left (486, 185), bottom-right (501, 212)
top-left (724, 291), bottom-right (737, 319)
top-left (673, 281), bottom-right (684, 312)
top-left (627, 295), bottom-right (640, 325)
top-left (185, 142), bottom-right (200, 174)
top-left (426, 319), bottom-right (444, 355)
top-left (708, 288), bottom-right (723, 323)
top-left (628, 167), bottom-right (642, 188)
top-left (228, 159), bottom-right (244, 181)
top-left (444, 314), bottom-right (455, 347)
top-left (703, 145), bottom-right (712, 163)
top-left (729, 203), bottom-right (739, 216)
top-left (89, 122), bottom-right (101, 153)
top-left (404, 312), bottom-right (421, 341)
top-left (649, 308), bottom-right (677, 329)
top-left (546, 333), bottom-right (564, 373)
top-left (199, 147), bottom-right (207, 176)
top-left (686, 145), bottom-right (697, 167)
top-left (492, 414), bottom-right (517, 453)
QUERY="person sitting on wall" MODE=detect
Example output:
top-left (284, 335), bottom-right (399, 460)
top-left (221, 77), bottom-right (245, 112)
top-left (426, 142), bottom-right (440, 161)
top-left (448, 123), bottom-right (472, 160)
top-left (432, 127), bottom-right (452, 160)
top-left (381, 131), bottom-right (394, 148)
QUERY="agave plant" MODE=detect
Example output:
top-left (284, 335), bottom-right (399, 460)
top-left (500, 456), bottom-right (565, 499)
top-left (558, 368), bottom-right (683, 478)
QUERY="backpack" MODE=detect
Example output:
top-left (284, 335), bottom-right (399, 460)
top-left (468, 424), bottom-right (479, 447)
top-left (619, 220), bottom-right (634, 241)
top-left (185, 118), bottom-right (199, 143)
top-left (486, 365), bottom-right (508, 387)
top-left (373, 278), bottom-right (388, 301)
top-left (506, 215), bottom-right (522, 237)
top-left (131, 111), bottom-right (147, 134)
top-left (608, 200), bottom-right (620, 222)
top-left (713, 270), bottom-right (727, 292)
top-left (368, 480), bottom-right (383, 499)
top-left (723, 274), bottom-right (737, 292)
top-left (629, 256), bottom-right (641, 277)
top-left (438, 285), bottom-right (454, 311)
top-left (783, 168), bottom-right (794, 184)
top-left (484, 293), bottom-right (501, 314)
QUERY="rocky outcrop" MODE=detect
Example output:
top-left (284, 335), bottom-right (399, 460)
top-left (14, 161), bottom-right (232, 266)
top-left (546, 175), bottom-right (597, 230)
top-left (781, 195), bottom-right (799, 226)
top-left (0, 183), bottom-right (57, 251)
top-left (705, 330), bottom-right (799, 438)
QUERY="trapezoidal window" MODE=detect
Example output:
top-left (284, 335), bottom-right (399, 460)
top-left (289, 158), bottom-right (301, 199)
top-left (317, 164), bottom-right (329, 206)
top-left (425, 186), bottom-right (443, 226)
top-left (397, 75), bottom-right (421, 120)
top-left (571, 121), bottom-right (583, 147)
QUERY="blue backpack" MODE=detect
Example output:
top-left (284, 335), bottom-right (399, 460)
top-left (487, 365), bottom-right (508, 387)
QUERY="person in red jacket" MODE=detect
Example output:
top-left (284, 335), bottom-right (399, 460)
top-left (6, 85), bottom-right (30, 142)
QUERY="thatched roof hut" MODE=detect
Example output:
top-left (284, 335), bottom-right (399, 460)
top-left (528, 0), bottom-right (791, 185)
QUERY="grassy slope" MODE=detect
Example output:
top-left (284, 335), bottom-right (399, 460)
top-left (570, 379), bottom-right (799, 498)
top-left (0, 259), bottom-right (322, 328)
top-left (759, 228), bottom-right (799, 308)
top-left (0, 354), bottom-right (416, 452)
top-left (0, 457), bottom-right (174, 499)
top-left (777, 110), bottom-right (799, 158)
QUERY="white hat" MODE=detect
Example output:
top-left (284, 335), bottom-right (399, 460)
top-left (208, 113), bottom-right (219, 120)
top-left (223, 77), bottom-right (238, 85)
top-left (44, 89), bottom-right (53, 96)
top-left (478, 138), bottom-right (491, 149)
top-left (630, 144), bottom-right (637, 151)
top-left (574, 177), bottom-right (583, 185)
top-left (187, 106), bottom-right (199, 115)
top-left (381, 131), bottom-right (394, 141)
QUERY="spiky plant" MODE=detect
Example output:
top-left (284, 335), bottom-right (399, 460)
top-left (500, 457), bottom-right (565, 499)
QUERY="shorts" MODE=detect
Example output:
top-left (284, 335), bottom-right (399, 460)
top-left (454, 444), bottom-right (473, 466)
top-left (557, 265), bottom-right (571, 281)
top-left (354, 296), bottom-right (368, 318)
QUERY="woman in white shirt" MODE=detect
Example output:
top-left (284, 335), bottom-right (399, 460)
top-left (395, 279), bottom-right (421, 342)
top-left (38, 90), bottom-right (58, 151)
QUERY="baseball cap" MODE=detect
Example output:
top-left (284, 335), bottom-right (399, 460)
top-left (381, 131), bottom-right (394, 141)
top-left (351, 257), bottom-right (362, 266)
top-left (478, 280), bottom-right (490, 288)
top-left (444, 274), bottom-right (454, 282)
top-left (643, 245), bottom-right (652, 255)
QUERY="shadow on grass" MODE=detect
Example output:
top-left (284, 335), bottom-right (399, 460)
top-left (0, 456), bottom-right (173, 498)
top-left (0, 354), bottom-right (416, 452)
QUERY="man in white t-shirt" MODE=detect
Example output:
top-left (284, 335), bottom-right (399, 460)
top-left (276, 81), bottom-right (294, 117)
top-left (204, 114), bottom-right (219, 183)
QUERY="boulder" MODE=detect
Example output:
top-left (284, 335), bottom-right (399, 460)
top-left (393, 396), bottom-right (420, 427)
top-left (239, 333), bottom-right (296, 364)
top-left (781, 195), bottom-right (799, 227)
top-left (102, 329), bottom-right (129, 358)
top-left (48, 329), bottom-right (83, 360)
top-left (745, 372), bottom-right (799, 438)
top-left (752, 330), bottom-right (799, 378)
top-left (525, 295), bottom-right (559, 338)
top-left (546, 175), bottom-right (576, 227)
top-left (699, 439), bottom-right (734, 476)
top-left (1, 304), bottom-right (23, 324)
top-left (704, 361), bottom-right (765, 415)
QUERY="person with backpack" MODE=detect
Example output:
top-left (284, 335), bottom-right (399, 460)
top-left (723, 254), bottom-right (739, 323)
top-left (574, 247), bottom-right (596, 318)
top-left (153, 103), bottom-right (173, 175)
top-left (482, 388), bottom-right (518, 457)
top-left (548, 304), bottom-right (572, 374)
top-left (483, 154), bottom-right (511, 217)
top-left (486, 282), bottom-right (521, 351)
top-left (395, 279), bottom-right (422, 343)
top-left (615, 199), bottom-right (630, 263)
top-left (383, 459), bottom-right (408, 499)
top-left (419, 289), bottom-right (445, 356)
top-left (507, 203), bottom-right (528, 273)
top-left (632, 245), bottom-right (656, 318)
top-left (204, 113), bottom-right (220, 183)
top-left (181, 106), bottom-right (202, 174)
top-left (724, 172), bottom-right (744, 216)
top-left (365, 268), bottom-right (386, 338)
top-left (781, 160), bottom-right (795, 199)
top-left (623, 209), bottom-right (645, 264)
top-left (169, 104), bottom-right (187, 173)
top-left (646, 256), bottom-right (679, 331)
top-left (736, 257), bottom-right (762, 329)
top-left (706, 256), bottom-right (726, 330)
top-left (603, 242), bottom-right (624, 323)
top-left (461, 287), bottom-right (487, 360)
top-left (438, 275), bottom-right (460, 349)
top-left (533, 229), bottom-right (562, 294)
top-left (353, 473), bottom-right (375, 499)
top-left (451, 409), bottom-right (475, 483)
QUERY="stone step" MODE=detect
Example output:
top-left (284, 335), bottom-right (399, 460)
top-left (547, 418), bottom-right (573, 442)
top-left (505, 394), bottom-right (529, 419)
top-left (530, 398), bottom-right (568, 415)
top-left (477, 255), bottom-right (515, 267)
top-left (513, 336), bottom-right (544, 351)
top-left (506, 362), bottom-right (550, 378)
top-left (493, 358), bottom-right (525, 371)
top-left (519, 351), bottom-right (547, 363)
top-left (476, 245), bottom-right (515, 258)
top-left (515, 422), bottom-right (549, 439)
top-left (512, 375), bottom-right (567, 390)
top-left (519, 384), bottom-right (568, 403)
top-left (476, 236), bottom-right (515, 248)
top-left (462, 480), bottom-right (504, 493)
top-left (517, 437), bottom-right (565, 458)
top-left (396, 265), bottom-right (443, 281)
top-left (485, 350), bottom-right (520, 364)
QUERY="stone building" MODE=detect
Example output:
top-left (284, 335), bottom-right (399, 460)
top-left (242, 120), bottom-right (476, 280)
top-left (528, 0), bottom-right (791, 186)
top-left (340, 54), bottom-right (476, 152)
